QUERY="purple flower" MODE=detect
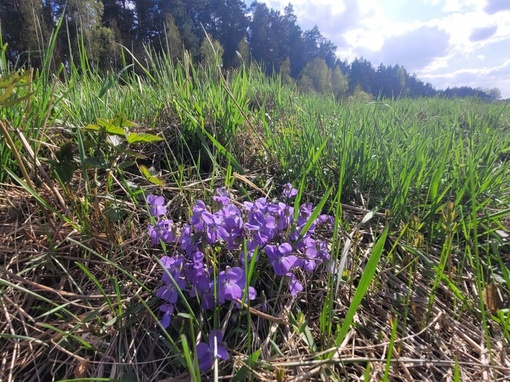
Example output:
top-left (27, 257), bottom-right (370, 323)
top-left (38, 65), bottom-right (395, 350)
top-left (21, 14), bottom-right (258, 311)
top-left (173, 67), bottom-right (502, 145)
top-left (159, 303), bottom-right (174, 328)
top-left (150, 185), bottom-right (335, 329)
top-left (265, 243), bottom-right (297, 276)
top-left (185, 251), bottom-right (207, 283)
top-left (276, 202), bottom-right (293, 232)
top-left (188, 272), bottom-right (217, 310)
top-left (213, 187), bottom-right (231, 208)
top-left (148, 224), bottom-right (159, 246)
top-left (158, 219), bottom-right (177, 243)
top-left (247, 197), bottom-right (269, 213)
top-left (148, 220), bottom-right (176, 246)
top-left (290, 203), bottom-right (316, 241)
top-left (180, 224), bottom-right (201, 254)
top-left (156, 256), bottom-right (186, 303)
top-left (196, 330), bottom-right (229, 371)
top-left (296, 237), bottom-right (319, 271)
top-left (287, 273), bottom-right (303, 296)
top-left (219, 204), bottom-right (244, 249)
top-left (283, 183), bottom-right (298, 198)
top-left (190, 200), bottom-right (208, 231)
top-left (239, 240), bottom-right (260, 265)
top-left (147, 194), bottom-right (167, 216)
top-left (319, 214), bottom-right (335, 230)
top-left (316, 240), bottom-right (331, 261)
top-left (156, 279), bottom-right (184, 304)
top-left (300, 247), bottom-right (319, 271)
top-left (218, 267), bottom-right (245, 303)
top-left (199, 282), bottom-right (217, 310)
top-left (245, 211), bottom-right (277, 245)
top-left (202, 210), bottom-right (228, 244)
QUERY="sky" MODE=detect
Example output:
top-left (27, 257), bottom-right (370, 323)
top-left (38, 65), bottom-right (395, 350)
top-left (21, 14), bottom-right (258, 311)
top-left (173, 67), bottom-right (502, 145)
top-left (245, 0), bottom-right (510, 98)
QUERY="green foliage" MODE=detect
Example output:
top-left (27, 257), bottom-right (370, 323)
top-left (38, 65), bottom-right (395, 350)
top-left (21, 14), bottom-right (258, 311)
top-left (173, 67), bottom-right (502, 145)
top-left (199, 36), bottom-right (224, 67)
top-left (49, 140), bottom-right (77, 183)
top-left (164, 13), bottom-right (184, 63)
top-left (82, 117), bottom-right (163, 186)
top-left (0, 71), bottom-right (33, 108)
top-left (298, 58), bottom-right (332, 94)
top-left (348, 85), bottom-right (372, 103)
top-left (279, 57), bottom-right (293, 85)
top-left (331, 65), bottom-right (348, 99)
top-left (235, 38), bottom-right (250, 67)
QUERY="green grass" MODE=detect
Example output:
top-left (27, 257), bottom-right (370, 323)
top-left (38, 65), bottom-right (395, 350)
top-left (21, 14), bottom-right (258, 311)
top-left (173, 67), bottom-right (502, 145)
top-left (1, 30), bottom-right (510, 381)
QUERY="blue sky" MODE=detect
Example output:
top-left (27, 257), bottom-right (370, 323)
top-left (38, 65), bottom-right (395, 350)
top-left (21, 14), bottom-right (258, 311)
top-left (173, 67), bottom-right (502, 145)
top-left (245, 0), bottom-right (510, 98)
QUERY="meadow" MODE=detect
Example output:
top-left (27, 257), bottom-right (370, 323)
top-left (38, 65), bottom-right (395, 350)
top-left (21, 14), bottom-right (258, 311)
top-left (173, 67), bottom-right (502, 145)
top-left (1, 37), bottom-right (510, 381)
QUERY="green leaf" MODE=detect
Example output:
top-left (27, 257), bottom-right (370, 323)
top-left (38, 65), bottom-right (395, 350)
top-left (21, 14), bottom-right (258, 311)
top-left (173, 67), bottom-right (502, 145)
top-left (0, 92), bottom-right (33, 107)
top-left (84, 157), bottom-right (109, 169)
top-left (84, 123), bottom-right (100, 132)
top-left (0, 83), bottom-right (16, 102)
top-left (139, 164), bottom-right (164, 186)
top-left (104, 124), bottom-right (126, 136)
top-left (181, 334), bottom-right (199, 382)
top-left (105, 205), bottom-right (129, 222)
top-left (112, 115), bottom-right (135, 128)
top-left (53, 161), bottom-right (77, 184)
top-left (117, 160), bottom-right (137, 170)
top-left (55, 141), bottom-right (74, 163)
top-left (84, 121), bottom-right (125, 136)
top-left (126, 132), bottom-right (164, 144)
top-left (232, 350), bottom-right (260, 381)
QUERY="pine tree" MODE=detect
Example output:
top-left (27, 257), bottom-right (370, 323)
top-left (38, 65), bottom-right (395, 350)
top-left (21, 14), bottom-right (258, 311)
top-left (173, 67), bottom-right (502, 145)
top-left (0, 0), bottom-right (52, 68)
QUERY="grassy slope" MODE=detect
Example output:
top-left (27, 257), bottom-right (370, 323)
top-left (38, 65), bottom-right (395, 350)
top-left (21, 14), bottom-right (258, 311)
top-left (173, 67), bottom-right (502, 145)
top-left (1, 49), bottom-right (510, 381)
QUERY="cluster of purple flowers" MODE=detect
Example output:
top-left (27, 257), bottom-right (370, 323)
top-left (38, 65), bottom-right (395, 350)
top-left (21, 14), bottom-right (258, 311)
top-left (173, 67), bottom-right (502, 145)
top-left (148, 184), bottom-right (333, 370)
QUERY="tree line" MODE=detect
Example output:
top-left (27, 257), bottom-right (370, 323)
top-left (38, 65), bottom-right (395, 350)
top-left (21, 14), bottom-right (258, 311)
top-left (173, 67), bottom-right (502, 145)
top-left (0, 0), bottom-right (501, 100)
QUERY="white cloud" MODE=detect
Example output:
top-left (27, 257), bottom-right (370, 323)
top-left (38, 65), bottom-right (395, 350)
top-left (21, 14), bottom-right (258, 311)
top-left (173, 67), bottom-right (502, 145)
top-left (420, 60), bottom-right (510, 94)
top-left (244, 0), bottom-right (510, 97)
top-left (441, 0), bottom-right (479, 13)
top-left (469, 26), bottom-right (498, 42)
top-left (484, 0), bottom-right (510, 14)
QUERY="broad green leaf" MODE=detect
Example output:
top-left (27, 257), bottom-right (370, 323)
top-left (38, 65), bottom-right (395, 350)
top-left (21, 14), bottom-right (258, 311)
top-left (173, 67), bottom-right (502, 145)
top-left (139, 164), bottom-right (164, 186)
top-left (84, 123), bottom-right (101, 132)
top-left (104, 124), bottom-right (126, 136)
top-left (0, 83), bottom-right (16, 102)
top-left (84, 157), bottom-right (109, 169)
top-left (126, 132), bottom-right (164, 144)
top-left (0, 92), bottom-right (33, 107)
top-left (85, 121), bottom-right (125, 136)
top-left (105, 205), bottom-right (129, 222)
top-left (53, 161), bottom-right (77, 184)
top-left (112, 115), bottom-right (135, 128)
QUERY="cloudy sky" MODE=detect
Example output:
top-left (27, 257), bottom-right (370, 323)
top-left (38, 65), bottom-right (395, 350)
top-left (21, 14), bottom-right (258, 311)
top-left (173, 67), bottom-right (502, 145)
top-left (245, 0), bottom-right (510, 98)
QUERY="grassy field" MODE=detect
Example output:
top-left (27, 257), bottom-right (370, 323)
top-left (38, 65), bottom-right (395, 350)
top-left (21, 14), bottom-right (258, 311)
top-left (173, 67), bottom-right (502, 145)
top-left (1, 39), bottom-right (510, 382)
